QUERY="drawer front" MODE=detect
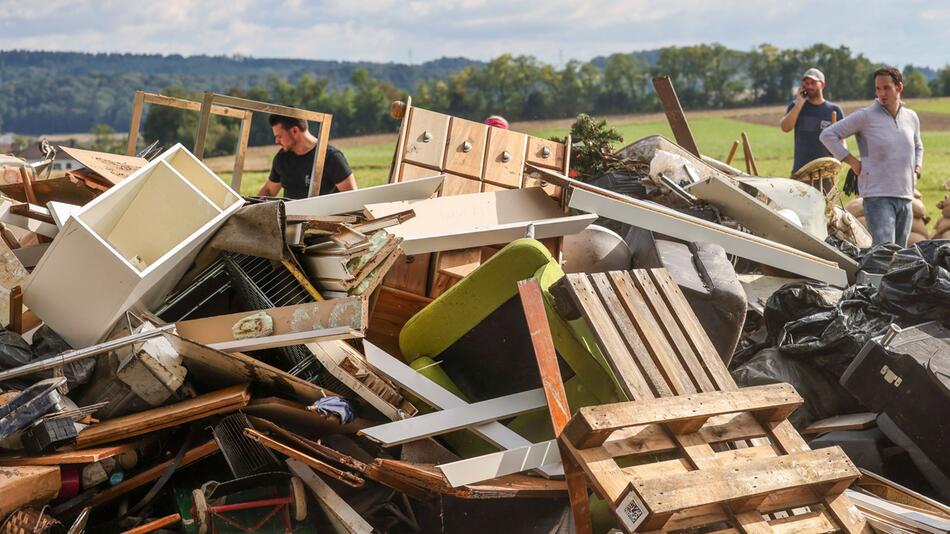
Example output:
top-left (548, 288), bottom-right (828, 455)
top-left (440, 173), bottom-right (481, 197)
top-left (522, 173), bottom-right (563, 199)
top-left (403, 108), bottom-right (450, 169)
top-left (400, 162), bottom-right (444, 182)
top-left (525, 136), bottom-right (566, 171)
top-left (483, 128), bottom-right (526, 187)
top-left (444, 118), bottom-right (489, 179)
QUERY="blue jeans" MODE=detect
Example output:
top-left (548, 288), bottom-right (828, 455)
top-left (863, 196), bottom-right (913, 247)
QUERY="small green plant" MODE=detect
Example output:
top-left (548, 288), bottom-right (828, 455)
top-left (551, 114), bottom-right (624, 180)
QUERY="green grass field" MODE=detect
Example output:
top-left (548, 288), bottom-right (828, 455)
top-left (227, 102), bottom-right (950, 228)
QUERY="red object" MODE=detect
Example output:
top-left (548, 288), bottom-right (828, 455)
top-left (484, 115), bottom-right (509, 129)
top-left (59, 465), bottom-right (80, 499)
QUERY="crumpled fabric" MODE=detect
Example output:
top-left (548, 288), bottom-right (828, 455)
top-left (312, 396), bottom-right (356, 424)
top-left (878, 239), bottom-right (950, 325)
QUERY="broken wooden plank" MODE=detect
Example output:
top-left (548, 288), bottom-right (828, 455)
top-left (359, 388), bottom-right (546, 447)
top-left (566, 185), bottom-right (847, 287)
top-left (76, 384), bottom-right (250, 448)
top-left (802, 413), bottom-right (877, 436)
top-left (287, 459), bottom-right (374, 534)
top-left (518, 278), bottom-right (594, 534)
top-left (652, 76), bottom-right (700, 158)
top-left (363, 341), bottom-right (562, 478)
top-left (175, 298), bottom-right (367, 345)
top-left (89, 440), bottom-right (219, 507)
top-left (0, 466), bottom-right (60, 516)
top-left (244, 427), bottom-right (364, 488)
top-left (121, 514), bottom-right (181, 534)
top-left (0, 439), bottom-right (151, 466)
top-left (166, 333), bottom-right (331, 404)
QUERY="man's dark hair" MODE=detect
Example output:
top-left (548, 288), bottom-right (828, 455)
top-left (873, 66), bottom-right (903, 86)
top-left (268, 114), bottom-right (308, 132)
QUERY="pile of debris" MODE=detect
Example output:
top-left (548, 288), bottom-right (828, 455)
top-left (0, 92), bottom-right (946, 534)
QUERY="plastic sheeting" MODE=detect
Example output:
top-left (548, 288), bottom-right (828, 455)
top-left (878, 240), bottom-right (950, 325)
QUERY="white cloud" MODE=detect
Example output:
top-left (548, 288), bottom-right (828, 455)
top-left (0, 0), bottom-right (943, 67)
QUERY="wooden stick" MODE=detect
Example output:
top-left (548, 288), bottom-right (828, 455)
top-left (741, 132), bottom-right (759, 176)
top-left (7, 286), bottom-right (22, 334)
top-left (89, 440), bottom-right (219, 507)
top-left (243, 428), bottom-right (365, 488)
top-left (126, 91), bottom-right (145, 156)
top-left (725, 140), bottom-right (740, 165)
top-left (121, 513), bottom-right (181, 534)
top-left (517, 279), bottom-right (593, 534)
top-left (652, 76), bottom-right (700, 157)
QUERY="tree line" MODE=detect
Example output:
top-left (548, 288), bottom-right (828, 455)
top-left (9, 43), bottom-right (949, 156)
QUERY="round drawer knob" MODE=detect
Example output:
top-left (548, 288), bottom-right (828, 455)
top-left (461, 141), bottom-right (473, 153)
top-left (541, 146), bottom-right (552, 158)
top-left (501, 151), bottom-right (511, 163)
top-left (422, 131), bottom-right (432, 142)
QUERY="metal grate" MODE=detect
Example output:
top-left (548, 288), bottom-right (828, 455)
top-left (212, 413), bottom-right (282, 478)
top-left (222, 253), bottom-right (346, 391)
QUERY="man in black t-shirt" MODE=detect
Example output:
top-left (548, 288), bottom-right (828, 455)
top-left (779, 68), bottom-right (845, 188)
top-left (258, 114), bottom-right (357, 199)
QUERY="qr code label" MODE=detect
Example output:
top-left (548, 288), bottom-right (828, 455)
top-left (617, 491), bottom-right (647, 531)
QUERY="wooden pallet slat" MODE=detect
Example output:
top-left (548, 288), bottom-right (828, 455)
top-left (553, 268), bottom-right (867, 533)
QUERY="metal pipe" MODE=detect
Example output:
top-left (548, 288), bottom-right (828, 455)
top-left (0, 324), bottom-right (176, 382)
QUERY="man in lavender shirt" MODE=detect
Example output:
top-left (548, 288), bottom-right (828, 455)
top-left (820, 67), bottom-right (923, 247)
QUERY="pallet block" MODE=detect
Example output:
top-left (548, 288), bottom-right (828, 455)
top-left (24, 144), bottom-right (243, 347)
top-left (552, 268), bottom-right (869, 533)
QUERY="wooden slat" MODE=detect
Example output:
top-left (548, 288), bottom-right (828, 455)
top-left (563, 274), bottom-right (655, 400)
top-left (617, 448), bottom-right (858, 531)
top-left (648, 268), bottom-right (736, 391)
top-left (628, 270), bottom-right (716, 392)
top-left (589, 272), bottom-right (674, 398)
top-left (518, 279), bottom-right (593, 534)
top-left (769, 511), bottom-right (838, 534)
top-left (607, 271), bottom-right (699, 395)
top-left (563, 384), bottom-right (801, 449)
top-left (76, 384), bottom-right (250, 448)
top-left (652, 75), bottom-right (700, 157)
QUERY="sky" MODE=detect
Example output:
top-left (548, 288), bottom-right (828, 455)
top-left (1, 0), bottom-right (947, 68)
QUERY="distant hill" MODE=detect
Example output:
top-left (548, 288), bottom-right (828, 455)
top-left (0, 51), bottom-right (482, 134)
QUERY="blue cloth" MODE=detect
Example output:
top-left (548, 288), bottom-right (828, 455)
top-left (863, 196), bottom-right (913, 247)
top-left (312, 396), bottom-right (356, 424)
top-left (787, 100), bottom-right (845, 174)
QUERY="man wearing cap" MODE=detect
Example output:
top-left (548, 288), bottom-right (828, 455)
top-left (820, 67), bottom-right (923, 247)
top-left (780, 68), bottom-right (845, 186)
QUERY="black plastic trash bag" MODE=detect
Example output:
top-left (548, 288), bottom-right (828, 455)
top-left (0, 326), bottom-right (94, 390)
top-left (732, 347), bottom-right (862, 428)
top-left (857, 243), bottom-right (902, 274)
top-left (763, 282), bottom-right (896, 377)
top-left (878, 239), bottom-right (950, 325)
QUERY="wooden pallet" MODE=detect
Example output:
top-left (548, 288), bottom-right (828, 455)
top-left (553, 269), bottom-right (869, 533)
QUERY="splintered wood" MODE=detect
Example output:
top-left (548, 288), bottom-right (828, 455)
top-left (554, 269), bottom-right (867, 534)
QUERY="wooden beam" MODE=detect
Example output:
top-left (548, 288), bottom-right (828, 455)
top-left (615, 448), bottom-right (858, 531)
top-left (308, 111), bottom-right (333, 198)
top-left (121, 513), bottom-right (181, 534)
top-left (563, 384), bottom-right (802, 449)
top-left (363, 341), bottom-right (562, 478)
top-left (127, 91), bottom-right (146, 155)
top-left (741, 132), bottom-right (759, 176)
top-left (359, 388), bottom-right (546, 447)
top-left (287, 459), bottom-right (374, 534)
top-left (89, 440), bottom-right (219, 507)
top-left (193, 91), bottom-right (216, 158)
top-left (244, 428), bottom-right (364, 488)
top-left (652, 75), bottom-right (700, 157)
top-left (725, 140), bottom-right (739, 165)
top-left (175, 298), bottom-right (367, 346)
top-left (231, 110), bottom-right (253, 191)
top-left (0, 466), bottom-right (60, 517)
top-left (518, 279), bottom-right (593, 534)
top-left (76, 384), bottom-right (250, 448)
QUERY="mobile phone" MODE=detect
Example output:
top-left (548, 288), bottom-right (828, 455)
top-left (800, 89), bottom-right (808, 98)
